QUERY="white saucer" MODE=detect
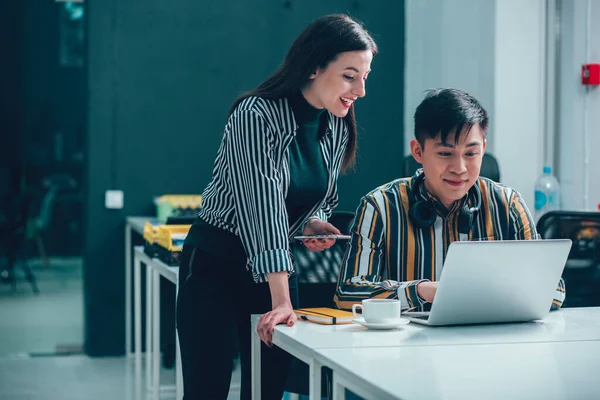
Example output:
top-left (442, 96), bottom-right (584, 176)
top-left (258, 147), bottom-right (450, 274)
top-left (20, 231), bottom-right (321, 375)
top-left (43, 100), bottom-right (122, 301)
top-left (352, 317), bottom-right (409, 330)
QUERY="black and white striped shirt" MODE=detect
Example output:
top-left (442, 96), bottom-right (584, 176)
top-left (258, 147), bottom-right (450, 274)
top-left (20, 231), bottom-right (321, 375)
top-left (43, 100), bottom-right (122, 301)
top-left (197, 96), bottom-right (349, 283)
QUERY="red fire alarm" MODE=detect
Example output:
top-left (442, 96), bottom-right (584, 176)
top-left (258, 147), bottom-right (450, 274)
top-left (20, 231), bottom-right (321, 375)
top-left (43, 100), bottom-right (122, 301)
top-left (582, 64), bottom-right (600, 85)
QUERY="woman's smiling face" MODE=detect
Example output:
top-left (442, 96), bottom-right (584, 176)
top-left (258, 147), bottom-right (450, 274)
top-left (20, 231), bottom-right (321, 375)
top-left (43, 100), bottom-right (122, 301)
top-left (301, 50), bottom-right (373, 118)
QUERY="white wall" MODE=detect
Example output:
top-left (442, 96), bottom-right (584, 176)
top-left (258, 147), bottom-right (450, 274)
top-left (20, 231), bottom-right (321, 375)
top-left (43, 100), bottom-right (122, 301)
top-left (493, 0), bottom-right (546, 209)
top-left (404, 0), bottom-right (496, 151)
top-left (404, 0), bottom-right (545, 208)
top-left (404, 0), bottom-right (600, 211)
top-left (557, 0), bottom-right (600, 211)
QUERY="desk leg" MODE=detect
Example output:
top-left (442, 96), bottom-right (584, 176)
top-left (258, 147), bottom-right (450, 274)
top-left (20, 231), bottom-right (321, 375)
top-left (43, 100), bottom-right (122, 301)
top-left (251, 326), bottom-right (261, 400)
top-left (175, 280), bottom-right (183, 400)
top-left (332, 372), bottom-right (345, 400)
top-left (125, 223), bottom-right (132, 357)
top-left (134, 254), bottom-right (142, 383)
top-left (309, 358), bottom-right (323, 400)
top-left (145, 261), bottom-right (153, 390)
top-left (152, 269), bottom-right (161, 399)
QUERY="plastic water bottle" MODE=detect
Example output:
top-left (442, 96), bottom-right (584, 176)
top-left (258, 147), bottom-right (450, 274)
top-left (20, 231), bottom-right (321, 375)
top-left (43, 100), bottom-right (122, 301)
top-left (534, 166), bottom-right (561, 221)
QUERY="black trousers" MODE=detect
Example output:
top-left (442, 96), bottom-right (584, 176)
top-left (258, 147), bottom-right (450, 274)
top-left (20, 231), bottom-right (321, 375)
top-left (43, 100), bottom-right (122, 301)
top-left (176, 243), bottom-right (299, 400)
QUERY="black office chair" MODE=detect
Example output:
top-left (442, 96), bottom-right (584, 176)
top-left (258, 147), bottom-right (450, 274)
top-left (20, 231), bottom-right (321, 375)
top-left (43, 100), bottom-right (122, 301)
top-left (402, 152), bottom-right (501, 182)
top-left (537, 211), bottom-right (600, 307)
top-left (285, 211), bottom-right (355, 397)
top-left (294, 210), bottom-right (355, 287)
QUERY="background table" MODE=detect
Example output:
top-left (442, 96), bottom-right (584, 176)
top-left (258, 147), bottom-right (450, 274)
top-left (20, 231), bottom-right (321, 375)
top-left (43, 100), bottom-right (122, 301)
top-left (133, 245), bottom-right (182, 400)
top-left (125, 216), bottom-right (157, 357)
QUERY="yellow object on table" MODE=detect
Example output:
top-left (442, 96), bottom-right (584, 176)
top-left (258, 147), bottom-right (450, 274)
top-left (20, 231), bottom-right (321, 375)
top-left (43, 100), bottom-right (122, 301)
top-left (155, 195), bottom-right (202, 222)
top-left (142, 222), bottom-right (161, 257)
top-left (155, 225), bottom-right (191, 265)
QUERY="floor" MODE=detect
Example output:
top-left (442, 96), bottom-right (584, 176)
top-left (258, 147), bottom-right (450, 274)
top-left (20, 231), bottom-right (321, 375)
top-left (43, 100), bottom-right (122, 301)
top-left (0, 257), bottom-right (83, 357)
top-left (0, 256), bottom-right (244, 399)
top-left (0, 354), bottom-right (242, 400)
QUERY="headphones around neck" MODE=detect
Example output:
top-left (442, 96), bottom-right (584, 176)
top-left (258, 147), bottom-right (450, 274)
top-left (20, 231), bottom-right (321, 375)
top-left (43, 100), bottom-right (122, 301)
top-left (408, 172), bottom-right (482, 234)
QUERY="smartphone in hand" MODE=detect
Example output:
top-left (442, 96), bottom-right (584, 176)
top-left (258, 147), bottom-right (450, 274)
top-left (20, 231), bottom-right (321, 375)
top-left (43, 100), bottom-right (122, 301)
top-left (293, 234), bottom-right (351, 240)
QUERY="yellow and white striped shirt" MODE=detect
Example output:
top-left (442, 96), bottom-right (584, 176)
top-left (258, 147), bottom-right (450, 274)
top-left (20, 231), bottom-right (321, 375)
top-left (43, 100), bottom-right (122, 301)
top-left (334, 174), bottom-right (566, 311)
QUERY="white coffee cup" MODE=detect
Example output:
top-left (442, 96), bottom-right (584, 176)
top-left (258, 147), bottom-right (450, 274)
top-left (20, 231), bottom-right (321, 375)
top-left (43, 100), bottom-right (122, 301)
top-left (352, 299), bottom-right (401, 323)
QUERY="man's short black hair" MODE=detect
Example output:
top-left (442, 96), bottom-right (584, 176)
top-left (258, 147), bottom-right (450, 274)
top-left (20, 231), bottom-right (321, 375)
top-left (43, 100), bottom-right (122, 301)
top-left (414, 88), bottom-right (489, 147)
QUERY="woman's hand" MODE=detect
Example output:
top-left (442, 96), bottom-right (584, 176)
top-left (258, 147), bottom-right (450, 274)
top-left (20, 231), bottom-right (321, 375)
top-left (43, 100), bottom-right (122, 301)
top-left (302, 218), bottom-right (341, 252)
top-left (257, 301), bottom-right (296, 347)
top-left (257, 272), bottom-right (297, 346)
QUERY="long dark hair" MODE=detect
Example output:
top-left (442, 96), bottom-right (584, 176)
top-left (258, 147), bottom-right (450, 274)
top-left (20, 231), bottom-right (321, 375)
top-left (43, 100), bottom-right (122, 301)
top-left (230, 14), bottom-right (377, 172)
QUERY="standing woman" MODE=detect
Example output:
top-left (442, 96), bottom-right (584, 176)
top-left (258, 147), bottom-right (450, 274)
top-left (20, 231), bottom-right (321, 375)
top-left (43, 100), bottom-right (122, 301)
top-left (176, 13), bottom-right (377, 399)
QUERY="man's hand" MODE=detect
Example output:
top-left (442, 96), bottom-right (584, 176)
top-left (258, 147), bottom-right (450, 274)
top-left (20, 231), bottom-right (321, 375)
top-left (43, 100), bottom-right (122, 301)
top-left (302, 219), bottom-right (341, 252)
top-left (416, 281), bottom-right (438, 303)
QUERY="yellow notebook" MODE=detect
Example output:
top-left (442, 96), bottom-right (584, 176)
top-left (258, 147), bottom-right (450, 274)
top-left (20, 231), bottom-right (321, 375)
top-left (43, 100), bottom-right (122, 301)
top-left (294, 307), bottom-right (355, 325)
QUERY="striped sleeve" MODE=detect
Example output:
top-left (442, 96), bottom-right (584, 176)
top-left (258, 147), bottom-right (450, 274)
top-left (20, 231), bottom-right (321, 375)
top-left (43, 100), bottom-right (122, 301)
top-left (509, 190), bottom-right (566, 310)
top-left (508, 189), bottom-right (537, 240)
top-left (333, 195), bottom-right (425, 310)
top-left (315, 209), bottom-right (328, 222)
top-left (226, 110), bottom-right (293, 282)
top-left (314, 188), bottom-right (335, 223)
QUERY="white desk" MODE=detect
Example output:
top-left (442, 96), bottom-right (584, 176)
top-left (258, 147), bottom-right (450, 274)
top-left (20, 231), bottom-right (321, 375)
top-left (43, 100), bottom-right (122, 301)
top-left (316, 341), bottom-right (600, 400)
top-left (251, 308), bottom-right (600, 399)
top-left (133, 246), bottom-right (182, 400)
top-left (125, 215), bottom-right (157, 358)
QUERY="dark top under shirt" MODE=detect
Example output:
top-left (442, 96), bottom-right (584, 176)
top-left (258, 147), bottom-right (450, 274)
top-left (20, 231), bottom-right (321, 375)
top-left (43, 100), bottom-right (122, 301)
top-left (285, 91), bottom-right (328, 228)
top-left (184, 92), bottom-right (328, 261)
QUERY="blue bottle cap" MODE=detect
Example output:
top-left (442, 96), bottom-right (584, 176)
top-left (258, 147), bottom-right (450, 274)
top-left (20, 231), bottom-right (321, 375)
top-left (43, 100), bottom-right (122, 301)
top-left (543, 166), bottom-right (552, 174)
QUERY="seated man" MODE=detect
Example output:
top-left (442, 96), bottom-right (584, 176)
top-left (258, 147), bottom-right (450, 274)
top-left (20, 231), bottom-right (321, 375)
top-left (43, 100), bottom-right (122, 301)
top-left (334, 88), bottom-right (565, 311)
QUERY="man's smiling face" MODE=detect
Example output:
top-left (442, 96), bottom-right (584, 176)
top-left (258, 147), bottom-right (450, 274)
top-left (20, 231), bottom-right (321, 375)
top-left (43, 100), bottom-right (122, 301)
top-left (410, 125), bottom-right (486, 209)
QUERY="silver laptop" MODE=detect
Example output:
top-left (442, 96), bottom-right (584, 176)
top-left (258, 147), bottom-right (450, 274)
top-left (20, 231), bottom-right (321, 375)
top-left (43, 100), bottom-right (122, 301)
top-left (404, 239), bottom-right (572, 326)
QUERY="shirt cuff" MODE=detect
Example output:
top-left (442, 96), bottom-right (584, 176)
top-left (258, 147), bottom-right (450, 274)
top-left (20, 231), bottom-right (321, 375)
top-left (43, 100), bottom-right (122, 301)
top-left (397, 279), bottom-right (429, 309)
top-left (315, 209), bottom-right (328, 222)
top-left (251, 248), bottom-right (294, 283)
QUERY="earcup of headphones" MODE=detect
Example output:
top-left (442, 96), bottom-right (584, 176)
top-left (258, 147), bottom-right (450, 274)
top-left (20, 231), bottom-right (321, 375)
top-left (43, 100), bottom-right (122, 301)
top-left (409, 200), bottom-right (438, 229)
